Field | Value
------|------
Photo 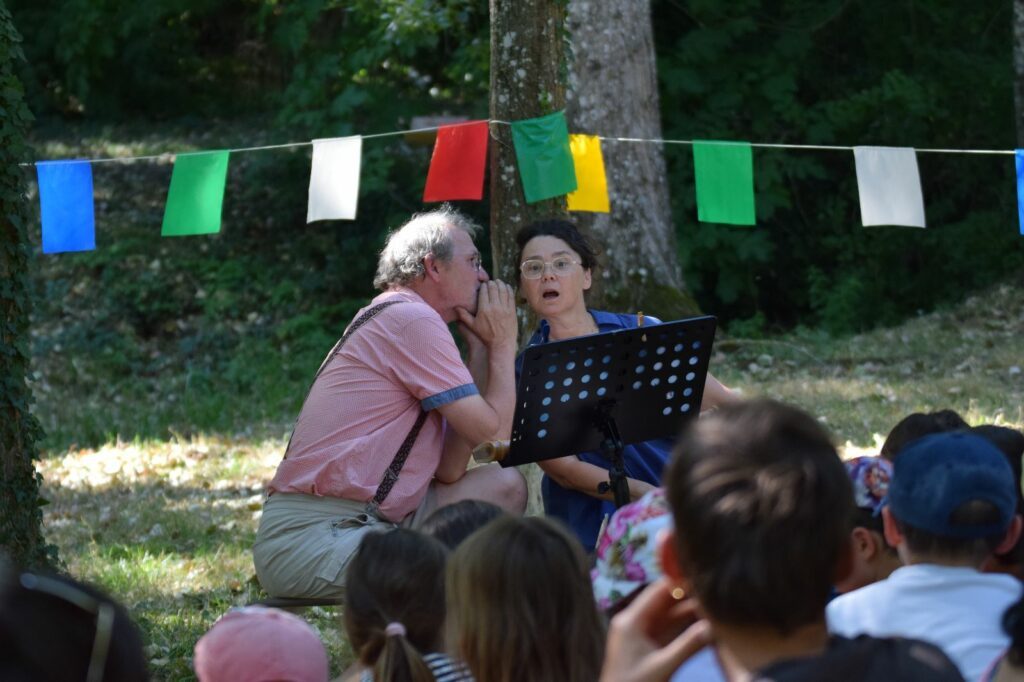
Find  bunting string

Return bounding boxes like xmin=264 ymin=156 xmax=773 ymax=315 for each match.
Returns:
xmin=19 ymin=121 xmax=1021 ymax=167
xmin=22 ymin=111 xmax=1024 ymax=253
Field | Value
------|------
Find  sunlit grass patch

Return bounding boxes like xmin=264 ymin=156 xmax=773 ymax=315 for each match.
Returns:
xmin=37 ymin=435 xmax=357 ymax=679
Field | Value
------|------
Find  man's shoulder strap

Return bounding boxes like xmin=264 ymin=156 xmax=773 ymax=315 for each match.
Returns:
xmin=284 ymin=299 xmax=404 ymax=459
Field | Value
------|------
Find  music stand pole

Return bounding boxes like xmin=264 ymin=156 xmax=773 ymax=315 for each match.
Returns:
xmin=595 ymin=402 xmax=631 ymax=508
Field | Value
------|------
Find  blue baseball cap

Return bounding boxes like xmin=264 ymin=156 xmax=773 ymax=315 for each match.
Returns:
xmin=889 ymin=432 xmax=1017 ymax=539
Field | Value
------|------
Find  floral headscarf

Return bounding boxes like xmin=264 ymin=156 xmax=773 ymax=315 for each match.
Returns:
xmin=591 ymin=488 xmax=672 ymax=612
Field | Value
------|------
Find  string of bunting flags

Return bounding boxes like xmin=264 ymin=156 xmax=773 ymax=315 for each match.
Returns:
xmin=31 ymin=110 xmax=1024 ymax=254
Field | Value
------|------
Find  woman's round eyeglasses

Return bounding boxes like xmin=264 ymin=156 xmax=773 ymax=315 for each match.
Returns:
xmin=520 ymin=257 xmax=581 ymax=279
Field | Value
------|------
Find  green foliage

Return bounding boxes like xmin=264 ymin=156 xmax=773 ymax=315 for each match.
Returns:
xmin=7 ymin=0 xmax=282 ymax=118
xmin=8 ymin=0 xmax=490 ymax=129
xmin=262 ymin=0 xmax=489 ymax=136
xmin=655 ymin=0 xmax=1024 ymax=333
xmin=0 ymin=1 xmax=57 ymax=568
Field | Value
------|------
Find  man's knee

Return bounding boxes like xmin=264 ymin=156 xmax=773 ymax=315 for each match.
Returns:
xmin=492 ymin=466 xmax=528 ymax=514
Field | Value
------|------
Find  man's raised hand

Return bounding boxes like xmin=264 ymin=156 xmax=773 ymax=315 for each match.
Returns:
xmin=456 ymin=280 xmax=517 ymax=352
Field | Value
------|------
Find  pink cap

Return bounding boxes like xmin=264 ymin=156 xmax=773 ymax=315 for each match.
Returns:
xmin=194 ymin=607 xmax=329 ymax=682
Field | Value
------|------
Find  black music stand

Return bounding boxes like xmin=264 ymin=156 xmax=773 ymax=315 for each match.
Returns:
xmin=502 ymin=315 xmax=718 ymax=508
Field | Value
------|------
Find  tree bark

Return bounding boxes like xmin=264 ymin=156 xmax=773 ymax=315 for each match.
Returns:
xmin=488 ymin=0 xmax=570 ymax=516
xmin=488 ymin=0 xmax=569 ymax=286
xmin=565 ymin=0 xmax=699 ymax=318
xmin=0 ymin=4 xmax=54 ymax=569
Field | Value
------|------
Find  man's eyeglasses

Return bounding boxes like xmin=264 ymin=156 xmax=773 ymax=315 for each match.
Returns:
xmin=520 ymin=256 xmax=581 ymax=279
xmin=19 ymin=572 xmax=115 ymax=682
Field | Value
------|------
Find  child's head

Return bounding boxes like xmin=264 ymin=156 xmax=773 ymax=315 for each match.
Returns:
xmin=972 ymin=424 xmax=1024 ymax=571
xmin=880 ymin=409 xmax=968 ymax=460
xmin=663 ymin=398 xmax=854 ymax=634
xmin=446 ymin=516 xmax=605 ymax=682
xmin=591 ymin=488 xmax=672 ymax=615
xmin=344 ymin=529 xmax=449 ymax=682
xmin=834 ymin=456 xmax=902 ymax=593
xmin=419 ymin=499 xmax=507 ymax=550
xmin=194 ymin=607 xmax=328 ymax=682
xmin=0 ymin=567 xmax=150 ymax=682
xmin=884 ymin=431 xmax=1020 ymax=567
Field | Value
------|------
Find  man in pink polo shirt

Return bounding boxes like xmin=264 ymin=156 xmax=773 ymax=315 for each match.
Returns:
xmin=254 ymin=206 xmax=526 ymax=599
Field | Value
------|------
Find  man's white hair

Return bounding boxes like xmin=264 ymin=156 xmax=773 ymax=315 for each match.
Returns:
xmin=373 ymin=205 xmax=481 ymax=291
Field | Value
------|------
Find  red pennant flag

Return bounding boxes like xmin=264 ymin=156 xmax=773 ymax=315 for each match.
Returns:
xmin=423 ymin=121 xmax=489 ymax=202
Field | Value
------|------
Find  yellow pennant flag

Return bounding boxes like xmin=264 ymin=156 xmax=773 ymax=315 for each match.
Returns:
xmin=567 ymin=134 xmax=610 ymax=213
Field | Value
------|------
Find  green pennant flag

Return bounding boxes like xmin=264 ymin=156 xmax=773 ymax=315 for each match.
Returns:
xmin=510 ymin=111 xmax=577 ymax=203
xmin=161 ymin=150 xmax=231 ymax=236
xmin=692 ymin=140 xmax=756 ymax=226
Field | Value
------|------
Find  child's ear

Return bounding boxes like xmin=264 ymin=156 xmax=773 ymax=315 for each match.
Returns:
xmin=996 ymin=514 xmax=1024 ymax=555
xmin=657 ymin=528 xmax=685 ymax=583
xmin=882 ymin=507 xmax=903 ymax=549
xmin=851 ymin=527 xmax=879 ymax=560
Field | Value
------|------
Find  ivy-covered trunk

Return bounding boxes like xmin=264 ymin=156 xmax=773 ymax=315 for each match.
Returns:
xmin=565 ymin=0 xmax=698 ymax=319
xmin=488 ymin=0 xmax=570 ymax=285
xmin=0 ymin=4 xmax=53 ymax=569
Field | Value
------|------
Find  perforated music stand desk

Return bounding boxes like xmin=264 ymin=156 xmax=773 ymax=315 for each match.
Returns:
xmin=501 ymin=315 xmax=717 ymax=507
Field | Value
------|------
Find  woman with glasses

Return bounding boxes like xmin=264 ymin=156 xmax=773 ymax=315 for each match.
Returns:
xmin=513 ymin=219 xmax=735 ymax=551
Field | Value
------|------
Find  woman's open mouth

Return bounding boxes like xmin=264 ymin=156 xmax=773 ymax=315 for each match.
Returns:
xmin=542 ymin=290 xmax=559 ymax=299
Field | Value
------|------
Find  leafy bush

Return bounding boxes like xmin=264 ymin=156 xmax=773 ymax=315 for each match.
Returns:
xmin=655 ymin=0 xmax=1023 ymax=333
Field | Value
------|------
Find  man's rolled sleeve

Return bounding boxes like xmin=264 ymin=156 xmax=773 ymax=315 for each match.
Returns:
xmin=421 ymin=383 xmax=479 ymax=411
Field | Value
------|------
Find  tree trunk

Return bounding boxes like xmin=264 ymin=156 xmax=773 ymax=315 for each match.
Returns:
xmin=488 ymin=0 xmax=569 ymax=286
xmin=0 ymin=4 xmax=54 ymax=569
xmin=488 ymin=0 xmax=570 ymax=516
xmin=1015 ymin=0 xmax=1024 ymax=146
xmin=565 ymin=0 xmax=699 ymax=319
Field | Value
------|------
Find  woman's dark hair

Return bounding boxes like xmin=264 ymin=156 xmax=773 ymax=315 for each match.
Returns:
xmin=513 ymin=219 xmax=600 ymax=274
xmin=0 ymin=566 xmax=150 ymax=681
xmin=419 ymin=499 xmax=507 ymax=550
xmin=343 ymin=529 xmax=449 ymax=682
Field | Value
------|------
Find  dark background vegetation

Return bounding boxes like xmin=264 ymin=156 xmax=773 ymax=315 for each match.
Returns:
xmin=8 ymin=0 xmax=1024 ymax=449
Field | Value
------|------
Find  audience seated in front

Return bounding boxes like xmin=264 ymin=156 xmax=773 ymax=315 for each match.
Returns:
xmin=194 ymin=605 xmax=329 ymax=682
xmin=342 ymin=528 xmax=472 ymax=682
xmin=835 ymin=456 xmax=903 ymax=594
xmin=0 ymin=563 xmax=150 ymax=681
xmin=447 ymin=515 xmax=605 ymax=682
xmin=827 ymin=431 xmax=1024 ymax=681
xmin=600 ymin=399 xmax=963 ymax=682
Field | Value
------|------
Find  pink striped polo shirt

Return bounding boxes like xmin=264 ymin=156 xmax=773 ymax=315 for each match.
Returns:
xmin=267 ymin=287 xmax=478 ymax=521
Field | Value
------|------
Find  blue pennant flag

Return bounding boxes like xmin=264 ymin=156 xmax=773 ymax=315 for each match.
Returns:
xmin=1016 ymin=151 xmax=1024 ymax=236
xmin=37 ymin=160 xmax=96 ymax=253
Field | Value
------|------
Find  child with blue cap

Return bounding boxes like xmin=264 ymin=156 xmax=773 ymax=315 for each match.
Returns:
xmin=828 ymin=432 xmax=1024 ymax=681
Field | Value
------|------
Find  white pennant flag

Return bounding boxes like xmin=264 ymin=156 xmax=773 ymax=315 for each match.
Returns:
xmin=307 ymin=136 xmax=362 ymax=222
xmin=852 ymin=146 xmax=926 ymax=228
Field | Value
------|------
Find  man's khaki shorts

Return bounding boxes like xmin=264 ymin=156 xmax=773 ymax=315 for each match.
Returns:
xmin=252 ymin=488 xmax=438 ymax=599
